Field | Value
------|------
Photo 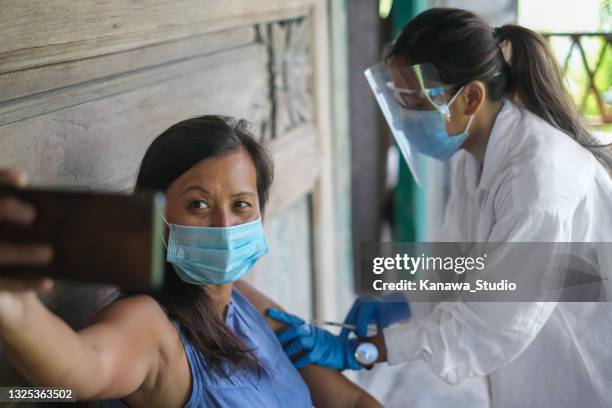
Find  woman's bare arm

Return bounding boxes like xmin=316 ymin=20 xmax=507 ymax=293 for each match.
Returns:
xmin=0 ymin=292 xmax=167 ymax=400
xmin=235 ymin=280 xmax=383 ymax=408
xmin=0 ymin=168 xmax=176 ymax=402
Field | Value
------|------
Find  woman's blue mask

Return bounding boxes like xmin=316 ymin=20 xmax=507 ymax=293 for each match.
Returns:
xmin=393 ymin=86 xmax=474 ymax=161
xmin=163 ymin=218 xmax=268 ymax=285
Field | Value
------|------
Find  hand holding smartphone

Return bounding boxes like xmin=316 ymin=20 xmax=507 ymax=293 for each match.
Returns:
xmin=0 ymin=183 xmax=165 ymax=290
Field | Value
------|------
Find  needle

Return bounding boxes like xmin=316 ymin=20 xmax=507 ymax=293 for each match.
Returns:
xmin=309 ymin=319 xmax=357 ymax=330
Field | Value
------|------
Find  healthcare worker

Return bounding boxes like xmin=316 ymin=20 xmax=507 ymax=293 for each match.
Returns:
xmin=268 ymin=7 xmax=612 ymax=408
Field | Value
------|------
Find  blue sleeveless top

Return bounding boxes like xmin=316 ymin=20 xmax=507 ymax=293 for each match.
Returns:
xmin=179 ymin=289 xmax=312 ymax=407
xmin=103 ymin=289 xmax=312 ymax=407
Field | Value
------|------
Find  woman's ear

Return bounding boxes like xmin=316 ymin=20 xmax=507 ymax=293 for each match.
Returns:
xmin=463 ymin=81 xmax=486 ymax=116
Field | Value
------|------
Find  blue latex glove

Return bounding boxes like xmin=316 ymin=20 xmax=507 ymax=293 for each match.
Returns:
xmin=267 ymin=308 xmax=362 ymax=371
xmin=340 ymin=292 xmax=411 ymax=340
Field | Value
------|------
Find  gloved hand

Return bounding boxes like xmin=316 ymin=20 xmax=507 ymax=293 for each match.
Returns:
xmin=340 ymin=292 xmax=411 ymax=340
xmin=267 ymin=308 xmax=362 ymax=371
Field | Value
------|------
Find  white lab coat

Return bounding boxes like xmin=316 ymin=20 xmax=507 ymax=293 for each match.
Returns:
xmin=383 ymin=100 xmax=612 ymax=407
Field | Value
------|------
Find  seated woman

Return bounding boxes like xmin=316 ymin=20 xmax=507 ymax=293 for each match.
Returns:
xmin=0 ymin=115 xmax=380 ymax=407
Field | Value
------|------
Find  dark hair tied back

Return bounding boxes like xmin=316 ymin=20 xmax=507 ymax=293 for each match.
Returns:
xmin=493 ymin=27 xmax=506 ymax=44
xmin=387 ymin=7 xmax=612 ymax=176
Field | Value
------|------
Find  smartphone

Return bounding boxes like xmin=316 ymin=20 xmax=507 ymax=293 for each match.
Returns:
xmin=0 ymin=186 xmax=165 ymax=290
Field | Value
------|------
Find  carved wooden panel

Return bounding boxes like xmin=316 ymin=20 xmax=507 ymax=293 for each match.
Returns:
xmin=265 ymin=18 xmax=314 ymax=139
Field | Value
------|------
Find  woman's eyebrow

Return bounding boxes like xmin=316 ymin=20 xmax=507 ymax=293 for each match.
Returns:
xmin=182 ymin=185 xmax=256 ymax=196
xmin=183 ymin=185 xmax=210 ymax=194
xmin=232 ymin=190 xmax=256 ymax=197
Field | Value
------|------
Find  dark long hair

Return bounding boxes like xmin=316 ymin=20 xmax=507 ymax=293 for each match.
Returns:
xmin=387 ymin=7 xmax=612 ymax=175
xmin=135 ymin=115 xmax=274 ymax=376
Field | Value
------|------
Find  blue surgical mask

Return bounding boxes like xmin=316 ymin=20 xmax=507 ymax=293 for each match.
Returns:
xmin=163 ymin=218 xmax=268 ymax=285
xmin=394 ymin=87 xmax=474 ymax=161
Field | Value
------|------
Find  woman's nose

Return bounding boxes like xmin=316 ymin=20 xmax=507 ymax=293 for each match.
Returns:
xmin=208 ymin=208 xmax=233 ymax=228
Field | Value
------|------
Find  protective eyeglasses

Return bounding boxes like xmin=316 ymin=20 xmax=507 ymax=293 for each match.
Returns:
xmin=386 ymin=62 xmax=463 ymax=120
xmin=387 ymin=82 xmax=463 ymax=114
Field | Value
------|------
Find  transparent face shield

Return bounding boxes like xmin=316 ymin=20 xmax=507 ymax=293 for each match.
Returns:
xmin=364 ymin=62 xmax=464 ymax=186
xmin=387 ymin=62 xmax=461 ymax=118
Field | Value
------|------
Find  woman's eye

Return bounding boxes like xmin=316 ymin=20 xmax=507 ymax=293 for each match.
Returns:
xmin=189 ymin=200 xmax=210 ymax=210
xmin=235 ymin=201 xmax=252 ymax=209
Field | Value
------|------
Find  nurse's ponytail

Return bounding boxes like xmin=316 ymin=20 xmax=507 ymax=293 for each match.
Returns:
xmin=497 ymin=25 xmax=612 ymax=173
xmin=388 ymin=8 xmax=612 ymax=176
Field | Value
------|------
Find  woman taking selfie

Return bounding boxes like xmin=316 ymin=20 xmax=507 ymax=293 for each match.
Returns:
xmin=0 ymin=116 xmax=381 ymax=408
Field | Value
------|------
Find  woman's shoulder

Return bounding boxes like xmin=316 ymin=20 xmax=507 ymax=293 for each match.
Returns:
xmin=230 ymin=288 xmax=265 ymax=321
xmin=229 ymin=288 xmax=279 ymax=341
xmin=95 ymin=294 xmax=178 ymax=344
xmin=99 ymin=294 xmax=167 ymax=320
